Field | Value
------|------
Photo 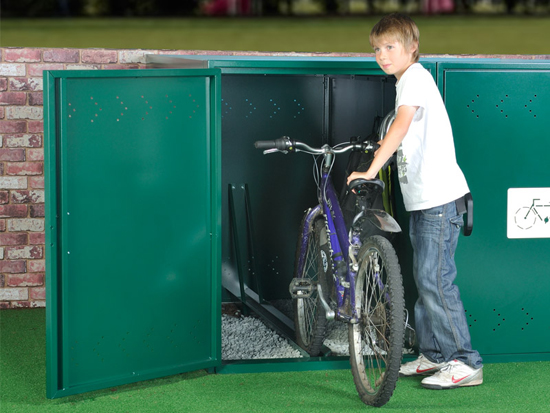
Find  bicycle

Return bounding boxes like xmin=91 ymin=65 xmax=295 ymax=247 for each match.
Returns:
xmin=254 ymin=133 xmax=405 ymax=407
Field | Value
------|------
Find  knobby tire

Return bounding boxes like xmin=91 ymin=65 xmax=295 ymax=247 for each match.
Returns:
xmin=348 ymin=235 xmax=405 ymax=407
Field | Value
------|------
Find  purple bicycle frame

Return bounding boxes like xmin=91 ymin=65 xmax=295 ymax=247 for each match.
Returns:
xmin=296 ymin=170 xmax=359 ymax=321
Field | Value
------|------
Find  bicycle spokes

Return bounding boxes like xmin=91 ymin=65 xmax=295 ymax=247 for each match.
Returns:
xmin=362 ymin=251 xmax=391 ymax=355
xmin=301 ymin=239 xmax=320 ymax=346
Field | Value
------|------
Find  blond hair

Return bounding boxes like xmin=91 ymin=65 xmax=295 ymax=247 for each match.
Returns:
xmin=370 ymin=13 xmax=420 ymax=63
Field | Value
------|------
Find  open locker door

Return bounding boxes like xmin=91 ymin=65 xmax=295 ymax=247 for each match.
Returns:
xmin=44 ymin=68 xmax=222 ymax=398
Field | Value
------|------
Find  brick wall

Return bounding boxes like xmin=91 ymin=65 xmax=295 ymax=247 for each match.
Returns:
xmin=0 ymin=47 xmax=547 ymax=309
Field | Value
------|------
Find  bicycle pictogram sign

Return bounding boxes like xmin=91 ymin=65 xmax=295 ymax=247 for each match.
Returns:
xmin=508 ymin=188 xmax=550 ymax=239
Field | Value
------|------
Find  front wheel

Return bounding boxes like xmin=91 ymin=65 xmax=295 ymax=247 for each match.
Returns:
xmin=348 ymin=235 xmax=404 ymax=407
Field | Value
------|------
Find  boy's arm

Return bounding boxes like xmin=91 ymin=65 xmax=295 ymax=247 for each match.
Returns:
xmin=347 ymin=105 xmax=418 ymax=184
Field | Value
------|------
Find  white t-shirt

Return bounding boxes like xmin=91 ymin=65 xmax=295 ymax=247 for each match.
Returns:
xmin=395 ymin=63 xmax=469 ymax=211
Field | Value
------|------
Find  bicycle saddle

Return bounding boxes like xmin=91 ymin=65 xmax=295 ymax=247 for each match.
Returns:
xmin=349 ymin=178 xmax=385 ymax=196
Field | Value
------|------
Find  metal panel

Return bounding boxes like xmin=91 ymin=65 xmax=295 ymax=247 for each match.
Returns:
xmin=220 ymin=74 xmax=325 ymax=301
xmin=44 ymin=69 xmax=222 ymax=398
xmin=441 ymin=62 xmax=550 ymax=358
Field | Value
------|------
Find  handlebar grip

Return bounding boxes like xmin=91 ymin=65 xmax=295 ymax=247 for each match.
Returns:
xmin=254 ymin=140 xmax=277 ymax=149
xmin=254 ymin=136 xmax=294 ymax=151
xmin=368 ymin=141 xmax=380 ymax=151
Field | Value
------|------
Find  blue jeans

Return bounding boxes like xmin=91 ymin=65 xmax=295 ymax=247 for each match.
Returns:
xmin=409 ymin=200 xmax=483 ymax=369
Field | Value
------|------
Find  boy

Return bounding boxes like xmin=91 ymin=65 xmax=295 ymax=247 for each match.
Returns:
xmin=347 ymin=13 xmax=483 ymax=389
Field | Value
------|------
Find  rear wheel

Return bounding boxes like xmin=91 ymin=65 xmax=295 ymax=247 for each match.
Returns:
xmin=348 ymin=235 xmax=404 ymax=407
xmin=293 ymin=213 xmax=332 ymax=356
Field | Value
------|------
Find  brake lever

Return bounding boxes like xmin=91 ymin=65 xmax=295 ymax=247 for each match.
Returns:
xmin=263 ymin=149 xmax=287 ymax=155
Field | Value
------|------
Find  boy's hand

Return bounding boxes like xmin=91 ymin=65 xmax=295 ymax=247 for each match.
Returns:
xmin=347 ymin=171 xmax=377 ymax=186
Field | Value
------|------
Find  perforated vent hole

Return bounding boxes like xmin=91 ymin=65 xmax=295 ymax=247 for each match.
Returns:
xmin=465 ymin=309 xmax=478 ymax=328
xmin=490 ymin=308 xmax=508 ymax=332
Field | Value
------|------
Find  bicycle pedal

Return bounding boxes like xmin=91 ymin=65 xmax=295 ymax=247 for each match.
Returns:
xmin=289 ymin=278 xmax=315 ymax=299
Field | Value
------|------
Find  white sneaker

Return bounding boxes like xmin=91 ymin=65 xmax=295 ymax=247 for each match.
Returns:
xmin=399 ymin=354 xmax=447 ymax=377
xmin=421 ymin=359 xmax=483 ymax=389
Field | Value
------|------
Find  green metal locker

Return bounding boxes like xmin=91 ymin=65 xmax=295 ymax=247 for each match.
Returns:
xmin=45 ymin=56 xmax=550 ymax=398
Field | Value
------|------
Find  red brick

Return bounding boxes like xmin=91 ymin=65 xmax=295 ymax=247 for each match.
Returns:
xmin=8 ymin=219 xmax=44 ymax=232
xmin=12 ymin=300 xmax=45 ymax=308
xmin=0 ymin=177 xmax=28 ymax=189
xmin=0 ymin=64 xmax=26 ymax=77
xmin=0 ymin=78 xmax=7 ymax=91
xmin=0 ymin=107 xmax=4 ymax=119
xmin=11 ymin=190 xmax=44 ymax=204
xmin=6 ymin=106 xmax=43 ymax=120
xmin=82 ymin=49 xmax=117 ymax=64
xmin=12 ymin=301 xmax=31 ymax=308
xmin=0 ymin=149 xmax=26 ymax=161
xmin=7 ymin=273 xmax=44 ymax=287
xmin=5 ymin=49 xmax=41 ymax=63
xmin=27 ymin=149 xmax=44 ymax=161
xmin=29 ymin=92 xmax=43 ymax=106
xmin=5 ymin=135 xmax=42 ymax=148
xmin=0 ymin=287 xmax=28 ymax=300
xmin=6 ymin=162 xmax=43 ymax=176
xmin=43 ymin=49 xmax=79 ymax=63
xmin=29 ymin=232 xmax=45 ymax=244
xmin=0 ymin=274 xmax=4 ymax=287
xmin=29 ymin=177 xmax=44 ymax=189
xmin=9 ymin=77 xmax=43 ymax=91
xmin=118 ymin=50 xmax=148 ymax=64
xmin=30 ymin=287 xmax=45 ymax=300
xmin=27 ymin=121 xmax=43 ymax=133
xmin=66 ymin=64 xmax=100 ymax=70
xmin=0 ymin=220 xmax=5 ymax=232
xmin=0 ymin=302 xmax=10 ymax=309
xmin=0 ymin=121 xmax=26 ymax=134
xmin=28 ymin=260 xmax=45 ymax=272
xmin=0 ymin=233 xmax=28 ymax=245
xmin=30 ymin=205 xmax=45 ymax=218
xmin=0 ymin=260 xmax=26 ymax=273
xmin=0 ymin=205 xmax=28 ymax=218
xmin=28 ymin=64 xmax=64 ymax=77
xmin=0 ymin=92 xmax=26 ymax=106
xmin=6 ymin=246 xmax=43 ymax=259
xmin=0 ymin=192 xmax=8 ymax=204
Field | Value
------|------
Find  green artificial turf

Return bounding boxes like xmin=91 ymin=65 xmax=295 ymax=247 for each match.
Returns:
xmin=1 ymin=16 xmax=549 ymax=55
xmin=1 ymin=308 xmax=550 ymax=412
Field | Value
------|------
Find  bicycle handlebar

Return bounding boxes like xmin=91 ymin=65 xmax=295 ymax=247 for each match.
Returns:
xmin=254 ymin=136 xmax=379 ymax=155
